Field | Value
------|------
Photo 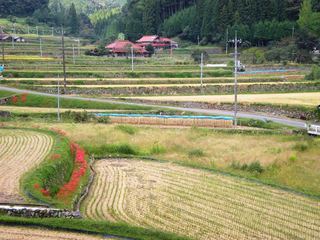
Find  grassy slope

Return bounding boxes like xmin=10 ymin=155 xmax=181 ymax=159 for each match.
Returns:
xmin=0 ymin=216 xmax=189 ymax=240
xmin=0 ymin=90 xmax=151 ymax=111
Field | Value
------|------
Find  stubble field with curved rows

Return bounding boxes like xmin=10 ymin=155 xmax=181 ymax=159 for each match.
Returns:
xmin=83 ymin=159 xmax=320 ymax=240
xmin=0 ymin=129 xmax=53 ymax=203
xmin=0 ymin=225 xmax=106 ymax=240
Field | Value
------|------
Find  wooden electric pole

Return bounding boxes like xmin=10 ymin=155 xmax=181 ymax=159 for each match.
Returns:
xmin=61 ymin=26 xmax=67 ymax=93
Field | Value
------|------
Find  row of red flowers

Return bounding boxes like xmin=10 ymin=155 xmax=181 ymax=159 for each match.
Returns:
xmin=10 ymin=93 xmax=28 ymax=104
xmin=34 ymin=142 xmax=87 ymax=200
xmin=57 ymin=142 xmax=87 ymax=200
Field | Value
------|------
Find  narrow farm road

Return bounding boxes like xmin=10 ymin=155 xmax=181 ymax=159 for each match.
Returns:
xmin=0 ymin=86 xmax=307 ymax=128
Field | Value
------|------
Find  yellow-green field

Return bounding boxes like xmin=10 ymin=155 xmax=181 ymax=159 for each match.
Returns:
xmin=83 ymin=158 xmax=320 ymax=240
xmin=131 ymin=92 xmax=320 ymax=107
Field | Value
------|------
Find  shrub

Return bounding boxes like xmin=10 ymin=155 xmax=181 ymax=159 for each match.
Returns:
xmin=191 ymin=50 xmax=209 ymax=64
xmin=247 ymin=161 xmax=264 ymax=174
xmin=116 ymin=125 xmax=137 ymax=135
xmin=293 ymin=142 xmax=309 ymax=152
xmin=150 ymin=144 xmax=166 ymax=155
xmin=188 ymin=149 xmax=205 ymax=158
xmin=305 ymin=65 xmax=320 ymax=80
xmin=231 ymin=161 xmax=264 ymax=174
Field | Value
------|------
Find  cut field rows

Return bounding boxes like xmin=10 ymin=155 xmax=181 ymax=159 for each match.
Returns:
xmin=83 ymin=159 xmax=320 ymax=240
xmin=0 ymin=225 xmax=105 ymax=240
xmin=0 ymin=129 xmax=53 ymax=203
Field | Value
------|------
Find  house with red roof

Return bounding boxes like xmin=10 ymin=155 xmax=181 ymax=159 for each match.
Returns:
xmin=106 ymin=40 xmax=148 ymax=57
xmin=136 ymin=35 xmax=178 ymax=49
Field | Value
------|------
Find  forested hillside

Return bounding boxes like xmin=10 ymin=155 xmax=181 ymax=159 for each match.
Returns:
xmin=0 ymin=0 xmax=49 ymax=17
xmin=116 ymin=0 xmax=319 ymax=43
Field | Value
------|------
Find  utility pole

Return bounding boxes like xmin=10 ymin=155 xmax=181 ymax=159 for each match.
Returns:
xmin=131 ymin=46 xmax=134 ymax=72
xmin=11 ymin=34 xmax=14 ymax=49
xmin=13 ymin=23 xmax=16 ymax=34
xmin=52 ymin=27 xmax=54 ymax=36
xmin=1 ymin=27 xmax=5 ymax=65
xmin=234 ymin=31 xmax=239 ymax=127
xmin=57 ymin=74 xmax=61 ymax=121
xmin=77 ymin=39 xmax=80 ymax=56
xmin=198 ymin=35 xmax=200 ymax=46
xmin=27 ymin=26 xmax=30 ymax=35
xmin=61 ymin=26 xmax=67 ymax=93
xmin=200 ymin=52 xmax=204 ymax=88
xmin=226 ymin=28 xmax=229 ymax=55
xmin=292 ymin=26 xmax=295 ymax=39
xmin=39 ymin=38 xmax=43 ymax=57
xmin=72 ymin=44 xmax=75 ymax=64
xmin=36 ymin=26 xmax=39 ymax=36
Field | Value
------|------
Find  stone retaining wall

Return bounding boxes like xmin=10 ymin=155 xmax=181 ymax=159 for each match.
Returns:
xmin=0 ymin=205 xmax=81 ymax=219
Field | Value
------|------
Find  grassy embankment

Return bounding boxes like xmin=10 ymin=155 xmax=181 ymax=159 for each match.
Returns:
xmin=0 ymin=90 xmax=151 ymax=111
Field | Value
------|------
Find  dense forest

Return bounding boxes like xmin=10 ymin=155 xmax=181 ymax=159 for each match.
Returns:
xmin=0 ymin=0 xmax=49 ymax=17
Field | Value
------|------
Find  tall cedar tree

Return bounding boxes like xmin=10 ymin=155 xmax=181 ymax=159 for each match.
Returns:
xmin=68 ymin=3 xmax=80 ymax=35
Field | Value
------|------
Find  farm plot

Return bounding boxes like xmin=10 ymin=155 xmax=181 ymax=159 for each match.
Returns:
xmin=0 ymin=225 xmax=105 ymax=240
xmin=83 ymin=159 xmax=320 ymax=240
xmin=0 ymin=129 xmax=53 ymax=203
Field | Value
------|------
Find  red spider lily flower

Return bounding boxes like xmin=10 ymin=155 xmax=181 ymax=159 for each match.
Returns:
xmin=20 ymin=93 xmax=28 ymax=103
xmin=11 ymin=96 xmax=18 ymax=104
xmin=34 ymin=183 xmax=41 ymax=189
xmin=41 ymin=188 xmax=50 ymax=197
xmin=57 ymin=143 xmax=87 ymax=200
xmin=51 ymin=154 xmax=61 ymax=160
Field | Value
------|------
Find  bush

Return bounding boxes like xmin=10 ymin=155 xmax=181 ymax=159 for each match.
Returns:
xmin=191 ymin=50 xmax=209 ymax=64
xmin=188 ymin=149 xmax=205 ymax=158
xmin=305 ymin=65 xmax=320 ymax=80
xmin=150 ymin=144 xmax=166 ymax=155
xmin=63 ymin=111 xmax=91 ymax=123
xmin=293 ymin=142 xmax=309 ymax=152
xmin=116 ymin=125 xmax=137 ymax=135
xmin=231 ymin=161 xmax=264 ymax=174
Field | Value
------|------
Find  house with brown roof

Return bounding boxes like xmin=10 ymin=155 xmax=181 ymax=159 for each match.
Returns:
xmin=106 ymin=40 xmax=148 ymax=57
xmin=136 ymin=35 xmax=178 ymax=49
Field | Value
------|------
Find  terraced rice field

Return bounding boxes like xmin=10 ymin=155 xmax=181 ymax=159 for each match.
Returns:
xmin=0 ymin=129 xmax=53 ymax=202
xmin=0 ymin=225 xmax=106 ymax=240
xmin=83 ymin=159 xmax=320 ymax=240
xmin=133 ymin=92 xmax=320 ymax=107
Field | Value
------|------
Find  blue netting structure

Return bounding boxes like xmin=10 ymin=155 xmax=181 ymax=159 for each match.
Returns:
xmin=95 ymin=113 xmax=233 ymax=121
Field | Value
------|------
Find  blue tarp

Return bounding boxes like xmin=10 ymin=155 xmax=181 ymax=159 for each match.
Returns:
xmin=0 ymin=65 xmax=4 ymax=72
xmin=95 ymin=113 xmax=233 ymax=121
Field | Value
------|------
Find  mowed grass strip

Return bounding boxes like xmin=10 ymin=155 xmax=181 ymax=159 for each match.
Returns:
xmin=0 ymin=129 xmax=53 ymax=203
xmin=132 ymin=92 xmax=320 ymax=107
xmin=83 ymin=159 xmax=320 ymax=240
xmin=0 ymin=90 xmax=151 ymax=111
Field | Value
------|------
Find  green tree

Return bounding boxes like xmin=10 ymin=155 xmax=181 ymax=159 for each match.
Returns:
xmin=68 ymin=3 xmax=80 ymax=35
xmin=298 ymin=0 xmax=320 ymax=37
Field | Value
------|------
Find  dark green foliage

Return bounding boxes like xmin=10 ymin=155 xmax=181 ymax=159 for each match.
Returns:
xmin=115 ymin=125 xmax=138 ymax=135
xmin=231 ymin=161 xmax=264 ymax=174
xmin=191 ymin=50 xmax=209 ymax=64
xmin=188 ymin=149 xmax=205 ymax=158
xmin=145 ymin=44 xmax=155 ymax=55
xmin=0 ymin=0 xmax=49 ymax=17
xmin=306 ymin=65 xmax=320 ymax=80
xmin=68 ymin=3 xmax=80 ymax=35
xmin=86 ymin=143 xmax=140 ymax=157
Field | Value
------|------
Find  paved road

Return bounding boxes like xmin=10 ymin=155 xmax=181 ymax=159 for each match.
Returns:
xmin=0 ymin=86 xmax=307 ymax=129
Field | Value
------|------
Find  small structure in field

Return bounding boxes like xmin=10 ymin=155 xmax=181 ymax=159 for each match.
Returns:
xmin=136 ymin=35 xmax=178 ymax=49
xmin=105 ymin=40 xmax=148 ymax=57
xmin=0 ymin=33 xmax=25 ymax=42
